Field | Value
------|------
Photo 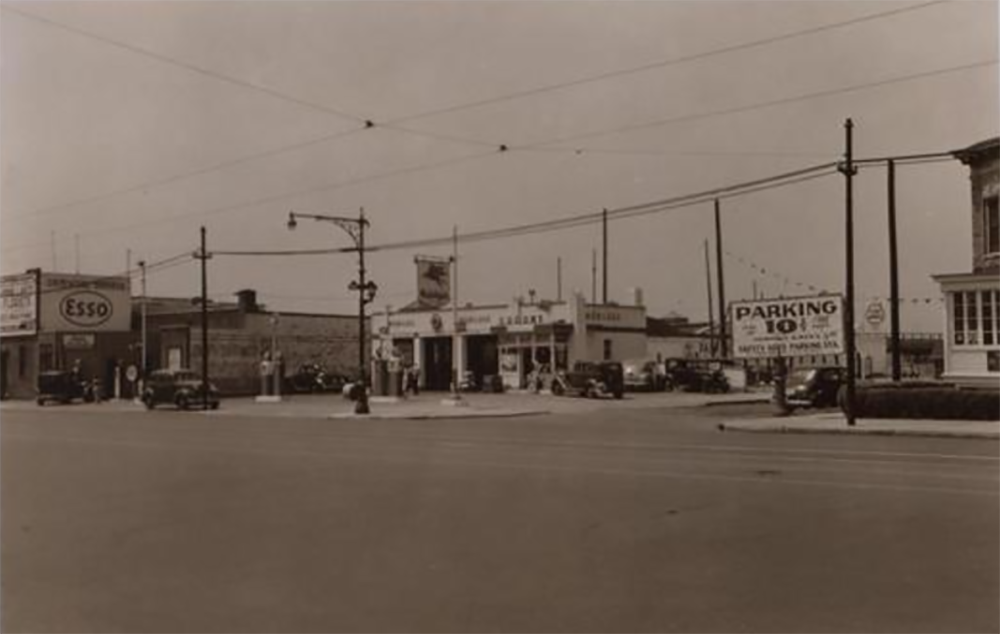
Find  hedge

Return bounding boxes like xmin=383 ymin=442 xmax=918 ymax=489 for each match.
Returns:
xmin=844 ymin=384 xmax=1000 ymax=421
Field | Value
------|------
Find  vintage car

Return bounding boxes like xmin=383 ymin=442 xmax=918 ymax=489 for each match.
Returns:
xmin=284 ymin=364 xmax=345 ymax=394
xmin=36 ymin=370 xmax=96 ymax=405
xmin=142 ymin=369 xmax=220 ymax=410
xmin=664 ymin=358 xmax=730 ymax=393
xmin=622 ymin=358 xmax=666 ymax=391
xmin=786 ymin=366 xmax=844 ymax=409
xmin=553 ymin=361 xmax=624 ymax=399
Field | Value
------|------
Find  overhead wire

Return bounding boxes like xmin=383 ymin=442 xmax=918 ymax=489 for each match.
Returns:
xmin=1 ymin=0 xmax=954 ymax=222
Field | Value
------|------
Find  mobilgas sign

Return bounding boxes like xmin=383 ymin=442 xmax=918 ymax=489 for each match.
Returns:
xmin=731 ymin=295 xmax=844 ymax=359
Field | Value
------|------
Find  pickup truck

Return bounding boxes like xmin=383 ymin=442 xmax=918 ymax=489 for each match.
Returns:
xmin=552 ymin=361 xmax=624 ymax=399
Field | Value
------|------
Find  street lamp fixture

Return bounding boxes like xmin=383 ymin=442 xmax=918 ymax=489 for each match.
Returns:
xmin=287 ymin=208 xmax=374 ymax=415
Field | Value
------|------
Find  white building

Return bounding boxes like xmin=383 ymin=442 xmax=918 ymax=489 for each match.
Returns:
xmin=932 ymin=137 xmax=1000 ymax=388
xmin=374 ymin=292 xmax=646 ymax=390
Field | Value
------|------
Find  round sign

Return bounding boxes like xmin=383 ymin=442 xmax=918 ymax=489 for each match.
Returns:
xmin=60 ymin=290 xmax=114 ymax=327
xmin=125 ymin=365 xmax=139 ymax=382
xmin=865 ymin=301 xmax=886 ymax=326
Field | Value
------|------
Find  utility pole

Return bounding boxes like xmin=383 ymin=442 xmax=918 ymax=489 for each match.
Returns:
xmin=50 ymin=231 xmax=57 ymax=271
xmin=704 ymin=239 xmax=715 ymax=357
xmin=199 ymin=227 xmax=210 ymax=411
xmin=450 ymin=225 xmax=463 ymax=402
xmin=139 ymin=259 xmax=148 ymax=381
xmin=887 ymin=159 xmax=902 ymax=381
xmin=714 ymin=199 xmax=727 ymax=359
xmin=839 ymin=119 xmax=858 ymax=426
xmin=74 ymin=233 xmax=80 ymax=274
xmin=602 ymin=208 xmax=609 ymax=304
xmin=591 ymin=249 xmax=597 ymax=304
xmin=556 ymin=257 xmax=562 ymax=302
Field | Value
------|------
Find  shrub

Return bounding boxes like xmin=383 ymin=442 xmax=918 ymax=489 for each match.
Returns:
xmin=843 ymin=384 xmax=1000 ymax=420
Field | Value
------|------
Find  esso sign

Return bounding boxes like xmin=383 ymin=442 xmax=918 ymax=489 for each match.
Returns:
xmin=60 ymin=291 xmax=114 ymax=327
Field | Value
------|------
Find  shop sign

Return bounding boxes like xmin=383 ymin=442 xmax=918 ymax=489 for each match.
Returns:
xmin=416 ymin=258 xmax=450 ymax=308
xmin=864 ymin=300 xmax=886 ymax=328
xmin=39 ymin=273 xmax=130 ymax=333
xmin=584 ymin=306 xmax=645 ymax=329
xmin=1 ymin=273 xmax=37 ymax=337
xmin=62 ymin=333 xmax=95 ymax=349
xmin=731 ymin=295 xmax=844 ymax=359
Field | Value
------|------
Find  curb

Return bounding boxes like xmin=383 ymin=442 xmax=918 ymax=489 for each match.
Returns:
xmin=717 ymin=422 xmax=1000 ymax=440
xmin=328 ymin=409 xmax=550 ymax=421
xmin=701 ymin=397 xmax=771 ymax=408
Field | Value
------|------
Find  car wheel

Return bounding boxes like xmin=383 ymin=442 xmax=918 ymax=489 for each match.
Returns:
xmin=551 ymin=381 xmax=564 ymax=396
xmin=143 ymin=396 xmax=155 ymax=410
xmin=36 ymin=397 xmax=45 ymax=406
xmin=176 ymin=394 xmax=189 ymax=410
xmin=210 ymin=402 xmax=220 ymax=410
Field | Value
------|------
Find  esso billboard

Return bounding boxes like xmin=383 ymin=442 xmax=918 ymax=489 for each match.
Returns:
xmin=60 ymin=291 xmax=115 ymax=327
xmin=39 ymin=273 xmax=131 ymax=332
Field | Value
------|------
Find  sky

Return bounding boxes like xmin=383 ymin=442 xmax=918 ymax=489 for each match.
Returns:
xmin=1 ymin=0 xmax=997 ymax=333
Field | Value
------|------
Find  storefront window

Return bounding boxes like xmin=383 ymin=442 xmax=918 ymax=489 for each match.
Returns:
xmin=952 ymin=290 xmax=1000 ymax=348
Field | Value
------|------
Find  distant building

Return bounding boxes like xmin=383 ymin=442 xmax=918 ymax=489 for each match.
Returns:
xmin=1 ymin=270 xmax=133 ymax=398
xmin=140 ymin=289 xmax=363 ymax=395
xmin=932 ymin=137 xmax=1000 ymax=388
xmin=374 ymin=292 xmax=646 ymax=391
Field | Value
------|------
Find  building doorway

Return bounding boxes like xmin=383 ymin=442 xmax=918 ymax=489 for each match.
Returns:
xmin=465 ymin=335 xmax=498 ymax=386
xmin=422 ymin=337 xmax=453 ymax=391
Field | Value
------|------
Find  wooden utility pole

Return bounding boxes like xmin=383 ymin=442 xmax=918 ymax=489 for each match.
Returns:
xmin=602 ymin=208 xmax=609 ymax=304
xmin=704 ymin=239 xmax=715 ymax=357
xmin=714 ymin=199 xmax=727 ymax=359
xmin=887 ymin=159 xmax=902 ymax=381
xmin=199 ymin=227 xmax=210 ymax=411
xmin=840 ymin=119 xmax=858 ymax=426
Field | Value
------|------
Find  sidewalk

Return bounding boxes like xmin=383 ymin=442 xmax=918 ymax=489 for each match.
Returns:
xmin=719 ymin=411 xmax=1000 ymax=440
xmin=1 ymin=390 xmax=769 ymax=420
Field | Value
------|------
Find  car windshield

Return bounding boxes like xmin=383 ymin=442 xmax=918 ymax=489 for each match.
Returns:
xmin=789 ymin=368 xmax=817 ymax=385
xmin=174 ymin=372 xmax=201 ymax=382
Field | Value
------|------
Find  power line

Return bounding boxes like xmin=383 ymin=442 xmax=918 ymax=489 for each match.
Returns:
xmin=212 ymin=162 xmax=837 ymax=257
xmin=1 ymin=0 xmax=952 ymax=222
xmin=389 ymin=0 xmax=949 ymax=125
xmin=0 ymin=4 xmax=366 ymax=124
xmin=516 ymin=59 xmax=998 ymax=149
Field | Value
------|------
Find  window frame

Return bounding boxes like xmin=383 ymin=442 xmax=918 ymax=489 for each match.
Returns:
xmin=984 ymin=195 xmax=999 ymax=256
xmin=951 ymin=288 xmax=1000 ymax=349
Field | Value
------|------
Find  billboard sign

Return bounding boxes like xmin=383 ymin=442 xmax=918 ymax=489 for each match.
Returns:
xmin=416 ymin=257 xmax=450 ymax=308
xmin=39 ymin=273 xmax=131 ymax=333
xmin=1 ymin=273 xmax=38 ymax=337
xmin=731 ymin=295 xmax=844 ymax=359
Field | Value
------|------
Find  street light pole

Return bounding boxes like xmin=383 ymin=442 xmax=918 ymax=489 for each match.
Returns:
xmin=839 ymin=119 xmax=858 ymax=426
xmin=287 ymin=208 xmax=375 ymax=415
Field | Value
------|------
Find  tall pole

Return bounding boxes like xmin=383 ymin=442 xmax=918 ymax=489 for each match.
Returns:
xmin=602 ymin=208 xmax=609 ymax=304
xmin=556 ymin=257 xmax=562 ymax=302
xmin=74 ymin=233 xmax=80 ymax=274
xmin=50 ymin=231 xmax=57 ymax=272
xmin=714 ymin=199 xmax=727 ymax=359
xmin=356 ymin=208 xmax=370 ymax=414
xmin=704 ymin=239 xmax=715 ymax=357
xmin=451 ymin=225 xmax=461 ymax=401
xmin=841 ymin=119 xmax=858 ymax=426
xmin=887 ymin=159 xmax=902 ymax=381
xmin=199 ymin=226 xmax=209 ymax=411
xmin=139 ymin=260 xmax=147 ymax=376
xmin=591 ymin=249 xmax=597 ymax=304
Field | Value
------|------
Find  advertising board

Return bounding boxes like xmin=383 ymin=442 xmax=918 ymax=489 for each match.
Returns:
xmin=1 ymin=273 xmax=38 ymax=337
xmin=416 ymin=258 xmax=450 ymax=308
xmin=38 ymin=273 xmax=131 ymax=333
xmin=731 ymin=295 xmax=844 ymax=359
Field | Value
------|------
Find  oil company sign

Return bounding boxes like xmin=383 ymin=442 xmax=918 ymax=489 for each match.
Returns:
xmin=731 ymin=295 xmax=844 ymax=359
xmin=39 ymin=273 xmax=131 ymax=333
xmin=1 ymin=273 xmax=38 ymax=337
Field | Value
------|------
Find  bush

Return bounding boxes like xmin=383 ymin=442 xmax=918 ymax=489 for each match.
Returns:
xmin=843 ymin=384 xmax=1000 ymax=420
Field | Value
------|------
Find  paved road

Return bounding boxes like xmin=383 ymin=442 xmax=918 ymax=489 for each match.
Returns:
xmin=2 ymin=404 xmax=997 ymax=633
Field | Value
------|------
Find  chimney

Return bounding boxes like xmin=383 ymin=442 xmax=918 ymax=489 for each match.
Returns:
xmin=235 ymin=289 xmax=258 ymax=312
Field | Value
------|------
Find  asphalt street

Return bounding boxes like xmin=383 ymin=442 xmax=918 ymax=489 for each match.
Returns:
xmin=2 ymin=402 xmax=997 ymax=633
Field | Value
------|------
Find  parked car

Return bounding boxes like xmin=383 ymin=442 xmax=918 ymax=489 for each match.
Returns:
xmin=553 ymin=361 xmax=624 ymax=399
xmin=786 ymin=366 xmax=844 ymax=408
xmin=622 ymin=358 xmax=666 ymax=391
xmin=142 ymin=369 xmax=220 ymax=410
xmin=285 ymin=363 xmax=344 ymax=394
xmin=664 ymin=359 xmax=731 ymax=393
xmin=36 ymin=370 xmax=96 ymax=405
